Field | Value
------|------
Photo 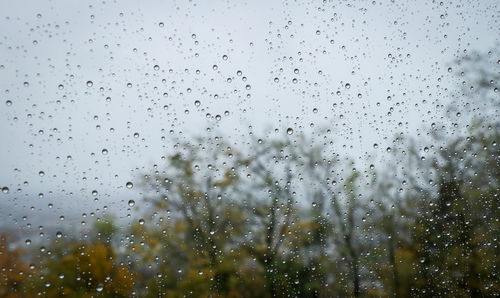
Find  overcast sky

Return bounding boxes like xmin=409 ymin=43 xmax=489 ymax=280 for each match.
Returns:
xmin=0 ymin=0 xmax=498 ymax=231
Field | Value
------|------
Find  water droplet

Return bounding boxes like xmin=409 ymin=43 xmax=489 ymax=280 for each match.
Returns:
xmin=86 ymin=81 xmax=93 ymax=87
xmin=153 ymin=65 xmax=160 ymax=71
xmin=126 ymin=182 xmax=133 ymax=189
xmin=96 ymin=284 xmax=104 ymax=292
xmin=128 ymin=200 xmax=135 ymax=207
xmin=287 ymin=128 xmax=294 ymax=135
xmin=39 ymin=171 xmax=45 ymax=177
xmin=1 ymin=187 xmax=9 ymax=193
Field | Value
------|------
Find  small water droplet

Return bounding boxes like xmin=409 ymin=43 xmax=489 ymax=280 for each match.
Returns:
xmin=96 ymin=284 xmax=104 ymax=292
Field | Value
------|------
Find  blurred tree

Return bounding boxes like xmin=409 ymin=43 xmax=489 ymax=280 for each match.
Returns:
xmin=0 ymin=234 xmax=29 ymax=298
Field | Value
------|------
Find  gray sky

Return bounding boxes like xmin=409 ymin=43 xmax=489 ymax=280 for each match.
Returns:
xmin=0 ymin=0 xmax=498 ymax=232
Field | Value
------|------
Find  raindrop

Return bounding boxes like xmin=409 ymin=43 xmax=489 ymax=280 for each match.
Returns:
xmin=128 ymin=200 xmax=135 ymax=207
xmin=287 ymin=128 xmax=294 ymax=135
xmin=126 ymin=182 xmax=134 ymax=189
xmin=86 ymin=81 xmax=93 ymax=87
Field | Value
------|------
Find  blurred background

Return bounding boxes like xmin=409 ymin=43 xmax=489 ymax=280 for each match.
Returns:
xmin=0 ymin=0 xmax=498 ymax=296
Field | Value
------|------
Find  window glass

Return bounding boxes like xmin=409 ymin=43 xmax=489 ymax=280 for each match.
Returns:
xmin=0 ymin=0 xmax=498 ymax=296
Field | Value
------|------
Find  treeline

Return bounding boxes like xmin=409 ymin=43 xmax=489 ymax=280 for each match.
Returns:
xmin=1 ymin=118 xmax=498 ymax=297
